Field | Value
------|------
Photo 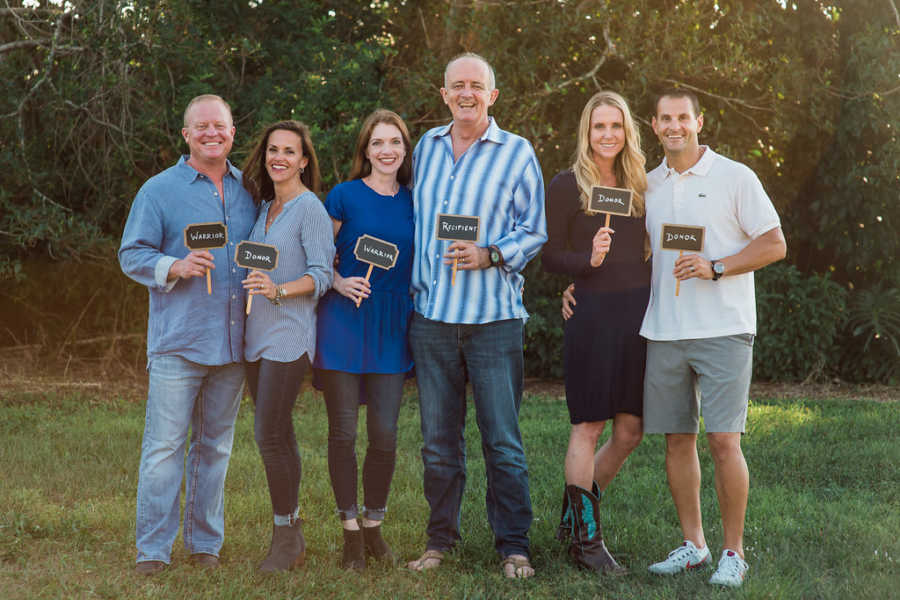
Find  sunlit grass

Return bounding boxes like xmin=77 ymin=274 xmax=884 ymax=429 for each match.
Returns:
xmin=0 ymin=388 xmax=898 ymax=599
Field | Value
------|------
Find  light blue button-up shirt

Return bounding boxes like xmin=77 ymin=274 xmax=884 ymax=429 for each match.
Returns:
xmin=411 ymin=117 xmax=547 ymax=324
xmin=243 ymin=191 xmax=334 ymax=363
xmin=119 ymin=156 xmax=258 ymax=367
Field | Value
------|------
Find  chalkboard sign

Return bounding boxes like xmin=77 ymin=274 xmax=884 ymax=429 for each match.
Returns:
xmin=354 ymin=235 xmax=399 ymax=270
xmin=589 ymin=186 xmax=633 ymax=216
xmin=660 ymin=223 xmax=705 ymax=252
xmin=436 ymin=213 xmax=480 ymax=242
xmin=184 ymin=222 xmax=227 ymax=250
xmin=235 ymin=241 xmax=279 ymax=271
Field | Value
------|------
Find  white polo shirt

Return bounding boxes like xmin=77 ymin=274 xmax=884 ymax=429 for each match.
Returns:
xmin=640 ymin=147 xmax=780 ymax=341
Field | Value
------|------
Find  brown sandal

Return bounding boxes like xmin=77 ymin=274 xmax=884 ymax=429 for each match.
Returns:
xmin=406 ymin=549 xmax=444 ymax=571
xmin=502 ymin=554 xmax=535 ymax=579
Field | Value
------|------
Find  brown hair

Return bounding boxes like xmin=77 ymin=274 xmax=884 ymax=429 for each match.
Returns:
xmin=654 ymin=87 xmax=701 ymax=118
xmin=242 ymin=120 xmax=321 ymax=205
xmin=348 ymin=109 xmax=413 ymax=186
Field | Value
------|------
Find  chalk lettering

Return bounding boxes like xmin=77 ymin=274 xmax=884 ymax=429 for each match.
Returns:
xmin=665 ymin=232 xmax=698 ymax=242
xmin=441 ymin=222 xmax=478 ymax=233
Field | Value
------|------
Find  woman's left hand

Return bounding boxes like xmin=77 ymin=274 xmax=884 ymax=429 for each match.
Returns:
xmin=242 ymin=270 xmax=277 ymax=300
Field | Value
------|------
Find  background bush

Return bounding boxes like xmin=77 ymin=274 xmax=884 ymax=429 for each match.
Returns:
xmin=1 ymin=0 xmax=897 ymax=382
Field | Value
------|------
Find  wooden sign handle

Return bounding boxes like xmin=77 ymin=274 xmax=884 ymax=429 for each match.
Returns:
xmin=246 ymin=293 xmax=253 ymax=315
xmin=206 ymin=268 xmax=212 ymax=295
xmin=451 ymin=257 xmax=459 ymax=286
xmin=604 ymin=213 xmax=610 ymax=228
xmin=675 ymin=250 xmax=683 ymax=297
xmin=355 ymin=264 xmax=374 ymax=308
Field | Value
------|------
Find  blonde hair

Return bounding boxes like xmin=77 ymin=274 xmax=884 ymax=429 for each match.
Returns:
xmin=183 ymin=94 xmax=232 ymax=128
xmin=571 ymin=91 xmax=646 ymax=217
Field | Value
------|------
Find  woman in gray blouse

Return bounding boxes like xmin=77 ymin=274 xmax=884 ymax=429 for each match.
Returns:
xmin=240 ymin=120 xmax=334 ymax=572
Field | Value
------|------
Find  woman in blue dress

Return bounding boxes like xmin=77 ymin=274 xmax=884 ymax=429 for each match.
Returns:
xmin=313 ymin=109 xmax=414 ymax=570
xmin=241 ymin=120 xmax=334 ymax=571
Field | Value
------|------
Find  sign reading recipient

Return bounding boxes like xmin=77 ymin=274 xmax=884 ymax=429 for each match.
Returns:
xmin=352 ymin=234 xmax=399 ymax=308
xmin=234 ymin=240 xmax=279 ymax=314
xmin=435 ymin=213 xmax=480 ymax=285
xmin=660 ymin=223 xmax=705 ymax=297
xmin=184 ymin=222 xmax=227 ymax=294
xmin=589 ymin=186 xmax=633 ymax=228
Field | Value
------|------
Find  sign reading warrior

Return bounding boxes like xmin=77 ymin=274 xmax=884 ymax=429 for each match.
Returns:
xmin=352 ymin=234 xmax=400 ymax=307
xmin=660 ymin=223 xmax=705 ymax=297
xmin=435 ymin=213 xmax=480 ymax=285
xmin=234 ymin=240 xmax=279 ymax=314
xmin=183 ymin=222 xmax=227 ymax=294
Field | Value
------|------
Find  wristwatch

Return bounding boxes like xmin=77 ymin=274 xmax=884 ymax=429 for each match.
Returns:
xmin=488 ymin=245 xmax=504 ymax=268
xmin=711 ymin=260 xmax=725 ymax=281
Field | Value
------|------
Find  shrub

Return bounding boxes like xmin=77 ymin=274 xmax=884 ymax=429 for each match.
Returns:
xmin=836 ymin=281 xmax=900 ymax=384
xmin=754 ymin=263 xmax=848 ymax=382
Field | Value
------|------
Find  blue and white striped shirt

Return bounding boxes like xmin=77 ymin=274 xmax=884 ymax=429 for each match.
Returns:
xmin=411 ymin=117 xmax=547 ymax=324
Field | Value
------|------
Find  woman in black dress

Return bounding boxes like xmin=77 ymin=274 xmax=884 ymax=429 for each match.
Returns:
xmin=542 ymin=90 xmax=649 ymax=574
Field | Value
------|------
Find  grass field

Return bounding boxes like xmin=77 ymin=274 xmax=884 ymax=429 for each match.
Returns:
xmin=1 ymin=379 xmax=897 ymax=599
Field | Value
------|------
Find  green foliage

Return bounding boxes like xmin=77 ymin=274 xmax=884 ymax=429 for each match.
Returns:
xmin=837 ymin=282 xmax=900 ymax=383
xmin=754 ymin=263 xmax=848 ymax=382
xmin=522 ymin=259 xmax=568 ymax=380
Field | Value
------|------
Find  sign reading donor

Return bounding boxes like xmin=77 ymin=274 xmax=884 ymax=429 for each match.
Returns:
xmin=234 ymin=240 xmax=279 ymax=314
xmin=352 ymin=234 xmax=400 ymax=307
xmin=183 ymin=221 xmax=227 ymax=294
xmin=660 ymin=223 xmax=705 ymax=297
xmin=589 ymin=186 xmax=633 ymax=220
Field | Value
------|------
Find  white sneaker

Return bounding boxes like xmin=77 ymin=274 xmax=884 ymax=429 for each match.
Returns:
xmin=648 ymin=540 xmax=711 ymax=575
xmin=709 ymin=549 xmax=749 ymax=587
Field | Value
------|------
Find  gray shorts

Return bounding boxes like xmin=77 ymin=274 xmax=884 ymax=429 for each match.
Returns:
xmin=643 ymin=334 xmax=754 ymax=434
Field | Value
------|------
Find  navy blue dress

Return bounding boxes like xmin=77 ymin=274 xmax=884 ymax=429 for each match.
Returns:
xmin=543 ymin=170 xmax=651 ymax=424
xmin=313 ymin=179 xmax=414 ymax=374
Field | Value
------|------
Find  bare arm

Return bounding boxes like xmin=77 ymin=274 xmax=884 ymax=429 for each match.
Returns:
xmin=674 ymin=226 xmax=786 ymax=281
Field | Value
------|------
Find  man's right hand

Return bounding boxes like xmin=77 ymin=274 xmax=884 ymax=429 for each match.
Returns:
xmin=561 ymin=283 xmax=576 ymax=320
xmin=168 ymin=250 xmax=215 ymax=281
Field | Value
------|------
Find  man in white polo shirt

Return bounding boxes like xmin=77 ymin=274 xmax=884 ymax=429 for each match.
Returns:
xmin=641 ymin=88 xmax=786 ymax=587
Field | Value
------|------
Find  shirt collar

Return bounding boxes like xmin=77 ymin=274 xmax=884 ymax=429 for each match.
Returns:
xmin=433 ymin=116 xmax=505 ymax=144
xmin=177 ymin=155 xmax=241 ymax=182
xmin=659 ymin=145 xmax=716 ymax=178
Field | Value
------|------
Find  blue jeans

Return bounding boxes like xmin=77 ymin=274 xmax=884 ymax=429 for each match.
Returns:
xmin=135 ymin=355 xmax=244 ymax=564
xmin=409 ymin=313 xmax=532 ymax=558
xmin=320 ymin=369 xmax=405 ymax=521
xmin=245 ymin=355 xmax=309 ymax=517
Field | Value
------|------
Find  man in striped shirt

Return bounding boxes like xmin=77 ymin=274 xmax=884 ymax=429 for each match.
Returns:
xmin=405 ymin=53 xmax=547 ymax=578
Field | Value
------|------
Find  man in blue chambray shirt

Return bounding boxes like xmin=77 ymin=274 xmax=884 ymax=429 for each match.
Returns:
xmin=119 ymin=94 xmax=257 ymax=575
xmin=405 ymin=53 xmax=547 ymax=578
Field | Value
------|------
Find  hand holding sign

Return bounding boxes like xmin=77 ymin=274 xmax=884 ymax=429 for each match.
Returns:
xmin=235 ymin=240 xmax=279 ymax=314
xmin=352 ymin=234 xmax=399 ymax=307
xmin=436 ymin=213 xmax=480 ymax=285
xmin=660 ymin=223 xmax=705 ymax=297
xmin=184 ymin=222 xmax=228 ymax=294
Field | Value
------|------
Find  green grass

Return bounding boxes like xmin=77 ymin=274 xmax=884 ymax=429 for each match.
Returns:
xmin=1 ymin=386 xmax=898 ymax=599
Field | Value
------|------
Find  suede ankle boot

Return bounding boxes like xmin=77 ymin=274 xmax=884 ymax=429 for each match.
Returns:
xmin=341 ymin=528 xmax=365 ymax=570
xmin=363 ymin=523 xmax=396 ymax=564
xmin=259 ymin=519 xmax=306 ymax=572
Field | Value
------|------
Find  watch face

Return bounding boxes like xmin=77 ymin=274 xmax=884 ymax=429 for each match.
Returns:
xmin=714 ymin=262 xmax=725 ymax=274
xmin=490 ymin=250 xmax=500 ymax=265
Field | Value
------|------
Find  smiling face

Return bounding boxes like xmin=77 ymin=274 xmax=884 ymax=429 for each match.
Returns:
xmin=264 ymin=129 xmax=308 ymax=185
xmin=365 ymin=122 xmax=406 ymax=180
xmin=589 ymin=104 xmax=626 ymax=165
xmin=652 ymin=95 xmax=704 ymax=159
xmin=440 ymin=56 xmax=498 ymax=128
xmin=182 ymin=99 xmax=234 ymax=166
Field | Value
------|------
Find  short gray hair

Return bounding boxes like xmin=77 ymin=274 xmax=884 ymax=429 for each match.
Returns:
xmin=444 ymin=52 xmax=496 ymax=91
